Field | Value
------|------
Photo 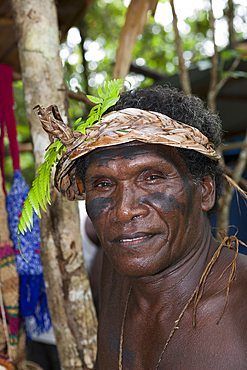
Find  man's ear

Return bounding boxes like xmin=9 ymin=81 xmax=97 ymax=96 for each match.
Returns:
xmin=201 ymin=174 xmax=216 ymax=211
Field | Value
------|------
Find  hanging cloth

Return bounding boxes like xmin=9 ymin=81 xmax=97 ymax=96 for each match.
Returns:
xmin=0 ymin=167 xmax=19 ymax=363
xmin=0 ymin=64 xmax=19 ymax=194
xmin=0 ymin=64 xmax=51 ymax=340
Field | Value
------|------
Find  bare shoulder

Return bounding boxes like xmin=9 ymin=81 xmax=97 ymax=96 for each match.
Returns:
xmin=201 ymin=246 xmax=247 ymax=332
xmin=231 ymin=248 xmax=247 ymax=285
xmin=234 ymin=250 xmax=247 ymax=299
xmin=221 ymin=247 xmax=247 ymax=316
xmin=220 ymin=246 xmax=247 ymax=280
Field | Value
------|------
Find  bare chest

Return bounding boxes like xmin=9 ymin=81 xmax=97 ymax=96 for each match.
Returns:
xmin=98 ymin=297 xmax=247 ymax=370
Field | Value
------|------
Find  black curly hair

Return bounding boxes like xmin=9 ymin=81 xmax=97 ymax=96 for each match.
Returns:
xmin=77 ymin=85 xmax=224 ymax=218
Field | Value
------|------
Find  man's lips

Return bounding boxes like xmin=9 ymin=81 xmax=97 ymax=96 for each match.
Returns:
xmin=112 ymin=232 xmax=155 ymax=247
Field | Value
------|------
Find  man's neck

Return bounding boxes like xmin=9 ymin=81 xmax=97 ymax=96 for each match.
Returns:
xmin=128 ymin=225 xmax=219 ymax=312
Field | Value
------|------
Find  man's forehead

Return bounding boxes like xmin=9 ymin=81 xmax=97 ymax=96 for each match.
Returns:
xmin=86 ymin=141 xmax=179 ymax=166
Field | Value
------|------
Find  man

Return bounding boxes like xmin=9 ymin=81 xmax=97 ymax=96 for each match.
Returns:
xmin=41 ymin=85 xmax=247 ymax=369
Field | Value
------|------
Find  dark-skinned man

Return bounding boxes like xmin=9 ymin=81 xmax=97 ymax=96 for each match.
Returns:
xmin=39 ymin=85 xmax=247 ymax=370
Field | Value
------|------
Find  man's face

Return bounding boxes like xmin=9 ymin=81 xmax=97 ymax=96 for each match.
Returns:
xmin=84 ymin=142 xmax=210 ymax=277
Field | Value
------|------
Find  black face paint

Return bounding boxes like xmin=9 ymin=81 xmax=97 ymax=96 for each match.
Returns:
xmin=107 ymin=332 xmax=136 ymax=366
xmin=141 ymin=192 xmax=186 ymax=215
xmin=179 ymin=170 xmax=193 ymax=225
xmin=86 ymin=151 xmax=112 ymax=167
xmin=158 ymin=149 xmax=194 ymax=222
xmin=87 ymin=144 xmax=152 ymax=167
xmin=107 ymin=331 xmax=119 ymax=353
xmin=86 ymin=197 xmax=114 ymax=221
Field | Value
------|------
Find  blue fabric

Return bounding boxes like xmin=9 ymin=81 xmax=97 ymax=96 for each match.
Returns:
xmin=6 ymin=170 xmax=51 ymax=338
xmin=6 ymin=170 xmax=42 ymax=274
xmin=20 ymin=275 xmax=51 ymax=338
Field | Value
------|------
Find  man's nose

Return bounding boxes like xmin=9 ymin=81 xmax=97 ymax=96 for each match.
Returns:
xmin=114 ymin=184 xmax=148 ymax=224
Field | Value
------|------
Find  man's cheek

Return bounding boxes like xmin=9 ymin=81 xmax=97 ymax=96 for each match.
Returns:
xmin=141 ymin=192 xmax=186 ymax=215
xmin=86 ymin=197 xmax=114 ymax=222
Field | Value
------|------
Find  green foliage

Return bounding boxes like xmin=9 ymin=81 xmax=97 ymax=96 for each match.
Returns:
xmin=61 ymin=0 xmax=247 ymax=95
xmin=4 ymin=81 xmax=34 ymax=192
xmin=18 ymin=141 xmax=65 ymax=233
xmin=13 ymin=81 xmax=29 ymax=141
xmin=17 ymin=140 xmax=64 ymax=259
xmin=75 ymin=79 xmax=124 ymax=134
xmin=221 ymin=49 xmax=240 ymax=61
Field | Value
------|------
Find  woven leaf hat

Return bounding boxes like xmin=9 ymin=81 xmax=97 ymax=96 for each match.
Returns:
xmin=35 ymin=104 xmax=220 ymax=202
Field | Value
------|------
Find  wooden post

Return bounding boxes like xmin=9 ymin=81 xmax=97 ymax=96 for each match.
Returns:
xmin=11 ymin=0 xmax=97 ymax=368
xmin=113 ymin=0 xmax=158 ymax=79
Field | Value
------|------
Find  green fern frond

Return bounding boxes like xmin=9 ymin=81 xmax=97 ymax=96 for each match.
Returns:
xmin=17 ymin=140 xmax=65 ymax=256
xmin=73 ymin=117 xmax=83 ymax=129
xmin=75 ymin=79 xmax=125 ymax=134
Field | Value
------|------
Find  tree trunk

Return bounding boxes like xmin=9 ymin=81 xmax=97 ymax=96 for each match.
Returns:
xmin=10 ymin=1 xmax=97 ymax=369
xmin=228 ymin=0 xmax=235 ymax=45
xmin=170 ymin=0 xmax=191 ymax=95
xmin=112 ymin=0 xmax=158 ymax=80
xmin=207 ymin=0 xmax=218 ymax=113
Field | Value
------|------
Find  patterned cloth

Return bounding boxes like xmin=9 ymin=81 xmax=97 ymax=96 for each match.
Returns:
xmin=6 ymin=171 xmax=42 ymax=275
xmin=0 ymin=63 xmax=51 ymax=341
xmin=0 ymin=167 xmax=20 ymax=361
xmin=6 ymin=170 xmax=51 ymax=339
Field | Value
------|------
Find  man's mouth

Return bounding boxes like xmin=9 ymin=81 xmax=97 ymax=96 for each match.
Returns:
xmin=113 ymin=233 xmax=155 ymax=247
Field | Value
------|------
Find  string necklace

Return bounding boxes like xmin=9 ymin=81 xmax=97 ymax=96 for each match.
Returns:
xmin=118 ymin=235 xmax=238 ymax=370
xmin=118 ymin=285 xmax=196 ymax=370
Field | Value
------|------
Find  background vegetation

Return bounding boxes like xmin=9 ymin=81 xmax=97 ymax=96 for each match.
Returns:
xmin=5 ymin=0 xmax=247 ymax=189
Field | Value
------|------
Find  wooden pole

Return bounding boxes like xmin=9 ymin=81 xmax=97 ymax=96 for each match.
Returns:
xmin=11 ymin=0 xmax=97 ymax=368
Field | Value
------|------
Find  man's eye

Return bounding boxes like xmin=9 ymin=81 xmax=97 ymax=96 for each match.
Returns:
xmin=95 ymin=181 xmax=110 ymax=188
xmin=146 ymin=174 xmax=163 ymax=181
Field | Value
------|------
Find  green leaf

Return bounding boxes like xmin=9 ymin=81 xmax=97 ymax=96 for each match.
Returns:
xmin=86 ymin=95 xmax=103 ymax=104
xmin=101 ymin=97 xmax=120 ymax=115
xmin=73 ymin=117 xmax=83 ymax=129
xmin=221 ymin=50 xmax=235 ymax=61
xmin=97 ymin=84 xmax=105 ymax=98
xmin=17 ymin=230 xmax=29 ymax=263
xmin=104 ymin=81 xmax=109 ymax=94
xmin=28 ymin=189 xmax=41 ymax=217
xmin=18 ymin=214 xmax=27 ymax=235
xmin=75 ymin=123 xmax=87 ymax=134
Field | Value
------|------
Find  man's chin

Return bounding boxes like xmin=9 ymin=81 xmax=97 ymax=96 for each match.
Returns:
xmin=108 ymin=254 xmax=163 ymax=278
